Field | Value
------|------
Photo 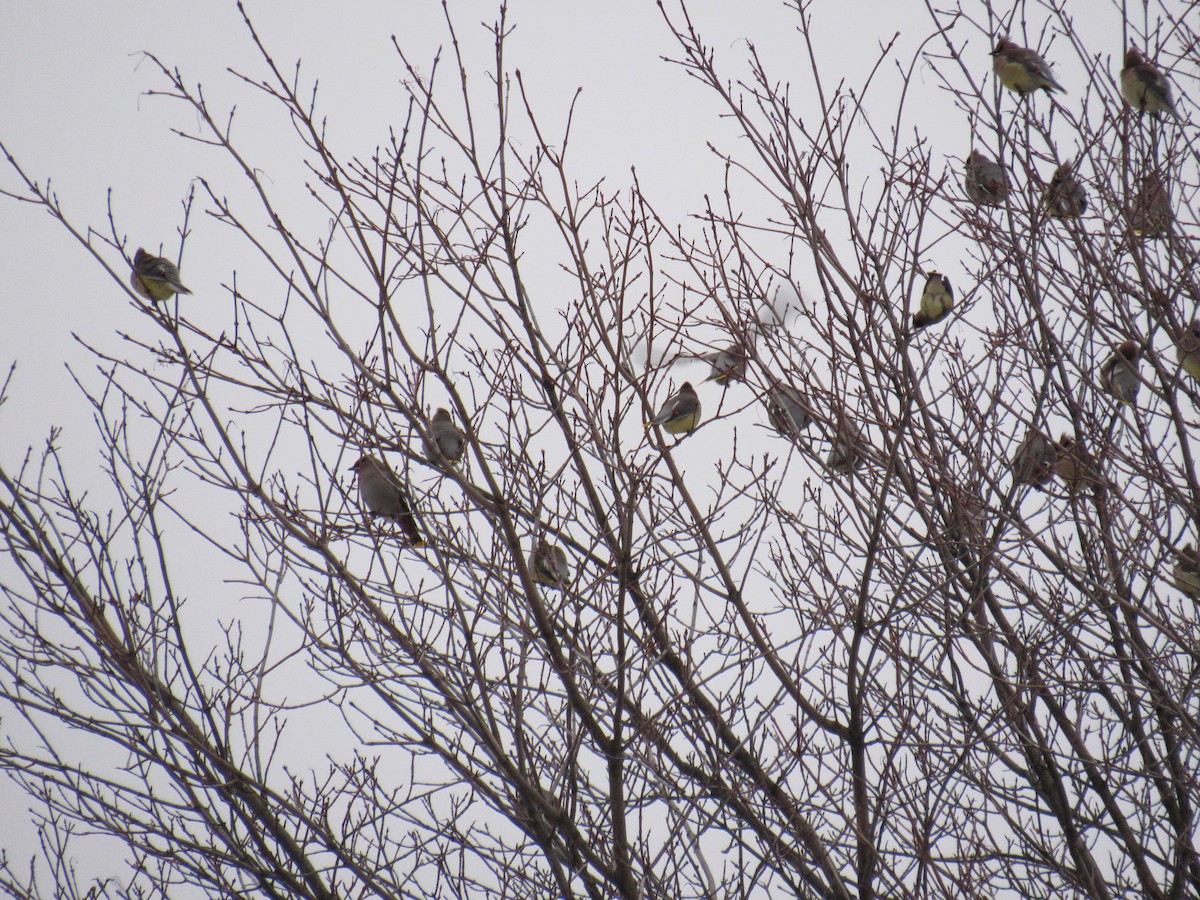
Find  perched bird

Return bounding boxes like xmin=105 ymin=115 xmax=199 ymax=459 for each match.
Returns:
xmin=1176 ymin=321 xmax=1200 ymax=381
xmin=350 ymin=454 xmax=425 ymax=547
xmin=700 ymin=345 xmax=747 ymax=384
xmin=130 ymin=248 xmax=192 ymax=302
xmin=424 ymin=408 xmax=465 ymax=465
xmin=532 ymin=538 xmax=571 ymax=589
xmin=991 ymin=37 xmax=1066 ymax=96
xmin=1044 ymin=160 xmax=1088 ymax=219
xmin=766 ymin=383 xmax=815 ymax=437
xmin=647 ymin=382 xmax=701 ymax=435
xmin=1173 ymin=544 xmax=1200 ymax=597
xmin=1012 ymin=429 xmax=1058 ymax=487
xmin=826 ymin=415 xmax=866 ymax=474
xmin=941 ymin=489 xmax=984 ymax=560
xmin=964 ymin=150 xmax=1010 ymax=206
xmin=1099 ymin=341 xmax=1143 ymax=404
xmin=1120 ymin=47 xmax=1176 ymax=119
xmin=912 ymin=272 xmax=954 ymax=331
xmin=1129 ymin=171 xmax=1173 ymax=238
xmin=1053 ymin=434 xmax=1102 ymax=492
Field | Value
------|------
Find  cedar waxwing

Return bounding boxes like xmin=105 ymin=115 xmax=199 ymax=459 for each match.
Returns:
xmin=826 ymin=415 xmax=866 ymax=474
xmin=1099 ymin=341 xmax=1143 ymax=404
xmin=647 ymin=382 xmax=701 ymax=435
xmin=1120 ymin=48 xmax=1177 ymax=119
xmin=350 ymin=454 xmax=425 ymax=547
xmin=964 ymin=150 xmax=1010 ymax=206
xmin=532 ymin=538 xmax=570 ymax=589
xmin=991 ymin=37 xmax=1066 ymax=96
xmin=1053 ymin=434 xmax=1103 ymax=492
xmin=1044 ymin=161 xmax=1088 ymax=218
xmin=700 ymin=345 xmax=748 ymax=384
xmin=424 ymin=408 xmax=465 ymax=465
xmin=1129 ymin=171 xmax=1173 ymax=237
xmin=942 ymin=490 xmax=984 ymax=560
xmin=1012 ymin=429 xmax=1058 ymax=487
xmin=766 ymin=383 xmax=814 ymax=437
xmin=912 ymin=272 xmax=954 ymax=331
xmin=1176 ymin=321 xmax=1200 ymax=381
xmin=130 ymin=248 xmax=192 ymax=302
xmin=1173 ymin=544 xmax=1200 ymax=596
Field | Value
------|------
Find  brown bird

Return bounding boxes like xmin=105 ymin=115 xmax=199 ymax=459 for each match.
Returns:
xmin=532 ymin=538 xmax=571 ymax=589
xmin=964 ymin=150 xmax=1010 ymax=206
xmin=1012 ymin=429 xmax=1058 ymax=487
xmin=424 ymin=408 xmax=465 ymax=466
xmin=1173 ymin=544 xmax=1200 ymax=597
xmin=1129 ymin=171 xmax=1173 ymax=238
xmin=700 ymin=344 xmax=748 ymax=384
xmin=826 ymin=414 xmax=866 ymax=474
xmin=912 ymin=272 xmax=954 ymax=331
xmin=350 ymin=454 xmax=425 ymax=547
xmin=1053 ymin=434 xmax=1103 ymax=492
xmin=130 ymin=248 xmax=192 ymax=302
xmin=942 ymin=490 xmax=984 ymax=560
xmin=1099 ymin=341 xmax=1143 ymax=405
xmin=1120 ymin=48 xmax=1176 ymax=119
xmin=766 ymin=383 xmax=815 ymax=437
xmin=1044 ymin=160 xmax=1088 ymax=219
xmin=992 ymin=37 xmax=1066 ymax=96
xmin=647 ymin=382 xmax=701 ymax=435
xmin=1176 ymin=321 xmax=1200 ymax=381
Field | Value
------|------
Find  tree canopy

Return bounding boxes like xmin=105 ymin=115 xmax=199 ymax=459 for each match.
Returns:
xmin=1 ymin=1 xmax=1198 ymax=897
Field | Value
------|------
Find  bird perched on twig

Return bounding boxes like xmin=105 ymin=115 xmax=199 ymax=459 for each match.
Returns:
xmin=991 ymin=37 xmax=1066 ymax=96
xmin=766 ymin=383 xmax=814 ymax=438
xmin=1012 ymin=429 xmax=1058 ymax=487
xmin=1044 ymin=161 xmax=1088 ymax=219
xmin=1176 ymin=321 xmax=1200 ymax=382
xmin=424 ymin=408 xmax=465 ymax=466
xmin=1099 ymin=341 xmax=1143 ymax=405
xmin=912 ymin=272 xmax=954 ymax=331
xmin=350 ymin=454 xmax=425 ymax=548
xmin=1054 ymin=434 xmax=1103 ymax=492
xmin=130 ymin=248 xmax=192 ymax=302
xmin=699 ymin=344 xmax=748 ymax=384
xmin=826 ymin=414 xmax=866 ymax=474
xmin=532 ymin=538 xmax=571 ymax=589
xmin=1173 ymin=544 xmax=1200 ymax=597
xmin=964 ymin=150 xmax=1010 ymax=206
xmin=1120 ymin=48 xmax=1177 ymax=119
xmin=647 ymin=382 xmax=701 ymax=435
xmin=1129 ymin=171 xmax=1173 ymax=238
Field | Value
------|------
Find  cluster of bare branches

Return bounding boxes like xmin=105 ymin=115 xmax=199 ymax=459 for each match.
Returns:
xmin=1 ymin=1 xmax=1198 ymax=897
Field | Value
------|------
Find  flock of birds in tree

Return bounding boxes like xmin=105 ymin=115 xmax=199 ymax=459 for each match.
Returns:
xmin=124 ymin=37 xmax=1195 ymax=595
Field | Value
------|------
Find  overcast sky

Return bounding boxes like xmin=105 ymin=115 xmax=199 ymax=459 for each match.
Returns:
xmin=0 ymin=0 xmax=974 ymax=459
xmin=0 ymin=0 xmax=1142 ymax=889
xmin=0 ymin=0 xmax=1130 ymax=454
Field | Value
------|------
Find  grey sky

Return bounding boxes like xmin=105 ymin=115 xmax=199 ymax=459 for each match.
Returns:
xmin=0 ymin=0 xmax=1145 ymax=891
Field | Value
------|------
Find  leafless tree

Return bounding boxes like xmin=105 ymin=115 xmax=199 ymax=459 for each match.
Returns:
xmin=2 ymin=1 xmax=1198 ymax=897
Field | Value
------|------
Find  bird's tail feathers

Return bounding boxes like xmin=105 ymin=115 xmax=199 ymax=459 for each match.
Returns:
xmin=397 ymin=513 xmax=425 ymax=548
